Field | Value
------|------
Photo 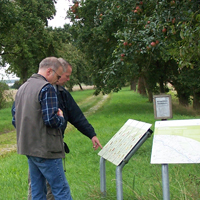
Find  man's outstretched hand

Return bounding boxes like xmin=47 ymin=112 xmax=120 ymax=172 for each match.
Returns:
xmin=92 ymin=136 xmax=103 ymax=150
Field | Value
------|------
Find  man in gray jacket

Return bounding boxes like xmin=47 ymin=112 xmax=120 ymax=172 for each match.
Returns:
xmin=27 ymin=58 xmax=103 ymax=199
xmin=12 ymin=57 xmax=73 ymax=200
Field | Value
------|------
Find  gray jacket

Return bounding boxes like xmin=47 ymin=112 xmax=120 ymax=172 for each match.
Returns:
xmin=15 ymin=74 xmax=65 ymax=159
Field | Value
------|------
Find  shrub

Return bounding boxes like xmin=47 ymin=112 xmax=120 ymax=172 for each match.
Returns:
xmin=0 ymin=81 xmax=9 ymax=109
xmin=11 ymin=80 xmax=21 ymax=89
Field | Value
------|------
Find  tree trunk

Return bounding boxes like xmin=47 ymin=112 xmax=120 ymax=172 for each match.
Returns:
xmin=178 ymin=96 xmax=189 ymax=107
xmin=159 ymin=79 xmax=165 ymax=93
xmin=176 ymin=89 xmax=190 ymax=107
xmin=171 ymin=80 xmax=191 ymax=107
xmin=147 ymin=90 xmax=153 ymax=102
xmin=193 ymin=92 xmax=200 ymax=109
xmin=138 ymin=76 xmax=147 ymax=96
xmin=144 ymin=77 xmax=153 ymax=102
xmin=68 ymin=87 xmax=73 ymax=92
xmin=78 ymin=83 xmax=83 ymax=90
xmin=130 ymin=79 xmax=137 ymax=91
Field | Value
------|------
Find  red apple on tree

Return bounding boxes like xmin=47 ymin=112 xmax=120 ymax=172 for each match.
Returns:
xmin=123 ymin=42 xmax=128 ymax=46
xmin=146 ymin=46 xmax=151 ymax=50
xmin=170 ymin=1 xmax=175 ymax=6
xmin=162 ymin=28 xmax=167 ymax=33
xmin=155 ymin=40 xmax=159 ymax=45
xmin=172 ymin=18 xmax=175 ymax=23
xmin=136 ymin=6 xmax=142 ymax=13
xmin=151 ymin=42 xmax=156 ymax=47
xmin=121 ymin=53 xmax=125 ymax=57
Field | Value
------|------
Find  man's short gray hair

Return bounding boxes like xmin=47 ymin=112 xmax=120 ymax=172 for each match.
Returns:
xmin=39 ymin=57 xmax=65 ymax=71
xmin=58 ymin=58 xmax=72 ymax=71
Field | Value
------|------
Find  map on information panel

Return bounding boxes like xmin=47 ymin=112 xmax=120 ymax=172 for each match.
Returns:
xmin=98 ymin=119 xmax=152 ymax=166
xmin=151 ymin=119 xmax=200 ymax=164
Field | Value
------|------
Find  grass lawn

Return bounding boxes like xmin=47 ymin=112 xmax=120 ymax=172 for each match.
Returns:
xmin=0 ymin=87 xmax=199 ymax=199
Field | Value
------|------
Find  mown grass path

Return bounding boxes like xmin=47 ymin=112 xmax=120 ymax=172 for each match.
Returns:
xmin=0 ymin=90 xmax=110 ymax=157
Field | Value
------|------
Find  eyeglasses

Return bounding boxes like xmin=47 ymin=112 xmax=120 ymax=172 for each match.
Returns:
xmin=52 ymin=69 xmax=61 ymax=80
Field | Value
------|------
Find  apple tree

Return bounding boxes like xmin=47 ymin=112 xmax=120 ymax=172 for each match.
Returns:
xmin=57 ymin=42 xmax=93 ymax=91
xmin=110 ymin=0 xmax=200 ymax=105
xmin=67 ymin=0 xmax=200 ymax=107
xmin=67 ymin=0 xmax=130 ymax=94
xmin=0 ymin=0 xmax=60 ymax=82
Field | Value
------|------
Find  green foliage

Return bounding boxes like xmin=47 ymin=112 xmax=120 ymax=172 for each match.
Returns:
xmin=11 ymin=80 xmax=22 ymax=90
xmin=0 ymin=0 xmax=60 ymax=82
xmin=0 ymin=81 xmax=9 ymax=90
xmin=58 ymin=43 xmax=93 ymax=90
xmin=111 ymin=0 xmax=199 ymax=103
xmin=1 ymin=0 xmax=200 ymax=106
xmin=67 ymin=0 xmax=127 ymax=94
xmin=67 ymin=0 xmax=200 ymax=107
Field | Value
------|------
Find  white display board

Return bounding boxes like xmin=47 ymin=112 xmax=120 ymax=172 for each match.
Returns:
xmin=98 ymin=119 xmax=152 ymax=166
xmin=151 ymin=119 xmax=200 ymax=164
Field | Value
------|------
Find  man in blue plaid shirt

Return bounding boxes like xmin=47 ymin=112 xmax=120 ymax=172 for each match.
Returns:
xmin=12 ymin=57 xmax=73 ymax=200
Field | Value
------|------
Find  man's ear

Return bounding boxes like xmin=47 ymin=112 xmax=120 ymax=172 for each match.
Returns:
xmin=46 ymin=68 xmax=52 ymax=76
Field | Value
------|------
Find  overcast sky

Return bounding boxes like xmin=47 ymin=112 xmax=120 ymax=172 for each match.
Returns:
xmin=48 ymin=0 xmax=72 ymax=28
xmin=0 ymin=66 xmax=18 ymax=80
xmin=0 ymin=0 xmax=72 ymax=80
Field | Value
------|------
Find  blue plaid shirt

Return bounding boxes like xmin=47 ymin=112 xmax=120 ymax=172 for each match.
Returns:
xmin=12 ymin=83 xmax=64 ymax=128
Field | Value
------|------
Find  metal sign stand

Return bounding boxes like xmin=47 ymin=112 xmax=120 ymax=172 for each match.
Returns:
xmin=100 ymin=129 xmax=153 ymax=200
xmin=160 ymin=119 xmax=170 ymax=200
xmin=162 ymin=164 xmax=170 ymax=200
xmin=153 ymin=94 xmax=172 ymax=200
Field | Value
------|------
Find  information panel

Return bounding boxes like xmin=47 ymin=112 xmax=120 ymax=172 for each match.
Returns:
xmin=153 ymin=95 xmax=172 ymax=119
xmin=151 ymin=119 xmax=200 ymax=164
xmin=98 ymin=119 xmax=152 ymax=166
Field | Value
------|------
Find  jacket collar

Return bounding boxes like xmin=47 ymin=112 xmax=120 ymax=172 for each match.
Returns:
xmin=31 ymin=73 xmax=48 ymax=82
